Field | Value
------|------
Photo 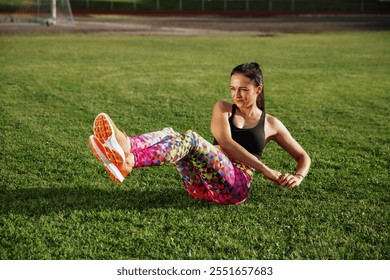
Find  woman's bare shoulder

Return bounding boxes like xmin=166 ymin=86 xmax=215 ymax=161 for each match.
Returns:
xmin=265 ymin=113 xmax=285 ymax=127
xmin=265 ymin=114 xmax=289 ymax=140
xmin=215 ymin=100 xmax=232 ymax=109
xmin=214 ymin=100 xmax=233 ymax=114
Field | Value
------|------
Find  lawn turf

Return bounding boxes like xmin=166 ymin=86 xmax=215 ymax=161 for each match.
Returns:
xmin=0 ymin=31 xmax=389 ymax=259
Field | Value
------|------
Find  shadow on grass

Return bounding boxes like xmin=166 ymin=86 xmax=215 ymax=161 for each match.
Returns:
xmin=0 ymin=186 xmax=203 ymax=217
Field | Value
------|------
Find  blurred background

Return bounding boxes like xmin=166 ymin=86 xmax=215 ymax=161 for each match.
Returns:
xmin=1 ymin=0 xmax=390 ymax=17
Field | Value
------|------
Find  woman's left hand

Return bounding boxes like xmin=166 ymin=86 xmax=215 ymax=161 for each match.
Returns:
xmin=278 ymin=173 xmax=304 ymax=189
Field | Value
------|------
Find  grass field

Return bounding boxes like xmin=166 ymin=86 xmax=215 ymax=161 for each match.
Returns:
xmin=0 ymin=30 xmax=389 ymax=260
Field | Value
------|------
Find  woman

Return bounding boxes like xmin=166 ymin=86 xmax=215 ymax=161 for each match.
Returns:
xmin=88 ymin=62 xmax=311 ymax=205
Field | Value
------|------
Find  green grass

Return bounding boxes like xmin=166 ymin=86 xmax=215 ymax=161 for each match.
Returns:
xmin=0 ymin=31 xmax=389 ymax=260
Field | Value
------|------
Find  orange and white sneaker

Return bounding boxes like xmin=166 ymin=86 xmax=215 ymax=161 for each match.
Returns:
xmin=88 ymin=135 xmax=127 ymax=183
xmin=93 ymin=113 xmax=128 ymax=161
xmin=90 ymin=113 xmax=132 ymax=183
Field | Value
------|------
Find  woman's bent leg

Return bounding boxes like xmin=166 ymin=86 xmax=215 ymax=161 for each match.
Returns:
xmin=132 ymin=130 xmax=192 ymax=167
xmin=131 ymin=129 xmax=252 ymax=204
xmin=128 ymin=127 xmax=180 ymax=152
xmin=174 ymin=131 xmax=253 ymax=204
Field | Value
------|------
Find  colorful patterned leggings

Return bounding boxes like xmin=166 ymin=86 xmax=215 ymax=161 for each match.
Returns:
xmin=128 ymin=128 xmax=253 ymax=205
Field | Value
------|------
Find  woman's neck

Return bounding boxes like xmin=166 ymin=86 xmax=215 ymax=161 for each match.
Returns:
xmin=237 ymin=104 xmax=261 ymax=119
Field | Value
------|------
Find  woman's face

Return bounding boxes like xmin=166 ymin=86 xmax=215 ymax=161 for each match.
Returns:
xmin=230 ymin=73 xmax=262 ymax=109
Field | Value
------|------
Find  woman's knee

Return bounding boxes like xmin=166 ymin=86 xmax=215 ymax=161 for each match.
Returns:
xmin=182 ymin=130 xmax=203 ymax=145
xmin=163 ymin=127 xmax=180 ymax=136
xmin=183 ymin=130 xmax=201 ymax=139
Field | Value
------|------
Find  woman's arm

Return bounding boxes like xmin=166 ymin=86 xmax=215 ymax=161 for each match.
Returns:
xmin=266 ymin=115 xmax=311 ymax=188
xmin=211 ymin=100 xmax=281 ymax=184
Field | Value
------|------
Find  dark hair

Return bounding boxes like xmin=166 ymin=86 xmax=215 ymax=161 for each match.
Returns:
xmin=230 ymin=62 xmax=265 ymax=111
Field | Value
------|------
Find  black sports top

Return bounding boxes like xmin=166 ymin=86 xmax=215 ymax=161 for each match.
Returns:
xmin=214 ymin=104 xmax=266 ymax=158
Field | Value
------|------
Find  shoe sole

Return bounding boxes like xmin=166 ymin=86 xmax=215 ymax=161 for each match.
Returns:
xmin=93 ymin=113 xmax=126 ymax=162
xmin=88 ymin=135 xmax=125 ymax=183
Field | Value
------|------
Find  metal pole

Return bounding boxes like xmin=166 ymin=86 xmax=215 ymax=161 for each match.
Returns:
xmin=179 ymin=0 xmax=182 ymax=11
xmin=37 ymin=0 xmax=41 ymax=18
xmin=51 ymin=0 xmax=56 ymax=20
xmin=361 ymin=0 xmax=364 ymax=12
xmin=246 ymin=0 xmax=249 ymax=11
xmin=269 ymin=0 xmax=272 ymax=12
xmin=291 ymin=0 xmax=295 ymax=12
xmin=157 ymin=0 xmax=160 ymax=10
xmin=224 ymin=0 xmax=227 ymax=11
xmin=202 ymin=0 xmax=205 ymax=11
xmin=65 ymin=0 xmax=74 ymax=23
xmin=134 ymin=0 xmax=137 ymax=10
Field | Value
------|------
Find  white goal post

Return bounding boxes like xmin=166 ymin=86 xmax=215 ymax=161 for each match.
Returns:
xmin=1 ymin=0 xmax=74 ymax=26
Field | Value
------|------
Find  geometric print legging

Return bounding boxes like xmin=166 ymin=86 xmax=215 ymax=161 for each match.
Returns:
xmin=128 ymin=127 xmax=254 ymax=205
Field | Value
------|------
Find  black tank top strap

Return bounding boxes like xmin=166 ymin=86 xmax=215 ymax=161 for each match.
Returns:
xmin=231 ymin=104 xmax=237 ymax=117
xmin=260 ymin=109 xmax=266 ymax=125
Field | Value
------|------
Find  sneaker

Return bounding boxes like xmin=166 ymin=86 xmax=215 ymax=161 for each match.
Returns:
xmin=93 ymin=113 xmax=127 ymax=162
xmin=88 ymin=135 xmax=126 ymax=183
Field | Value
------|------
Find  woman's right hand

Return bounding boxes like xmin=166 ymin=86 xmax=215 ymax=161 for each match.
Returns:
xmin=262 ymin=168 xmax=282 ymax=185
